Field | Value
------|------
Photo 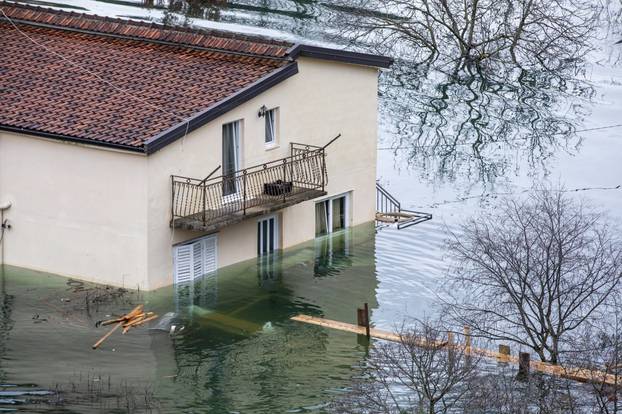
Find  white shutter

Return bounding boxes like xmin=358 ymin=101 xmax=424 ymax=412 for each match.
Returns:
xmin=192 ymin=241 xmax=204 ymax=280
xmin=173 ymin=244 xmax=193 ymax=284
xmin=173 ymin=235 xmax=217 ymax=285
xmin=203 ymin=236 xmax=217 ymax=274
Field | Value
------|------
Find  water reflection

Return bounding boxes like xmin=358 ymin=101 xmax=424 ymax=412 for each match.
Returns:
xmin=0 ymin=225 xmax=382 ymax=412
xmin=127 ymin=0 xmax=599 ymax=185
xmin=314 ymin=231 xmax=352 ymax=277
xmin=382 ymin=62 xmax=594 ymax=184
xmin=149 ymin=224 xmax=380 ymax=412
xmin=0 ymin=266 xmax=14 ymax=385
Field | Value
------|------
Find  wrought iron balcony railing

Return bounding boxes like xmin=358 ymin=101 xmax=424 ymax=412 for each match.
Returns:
xmin=171 ymin=139 xmax=336 ymax=232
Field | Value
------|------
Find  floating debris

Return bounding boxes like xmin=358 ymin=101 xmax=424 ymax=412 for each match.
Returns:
xmin=149 ymin=312 xmax=180 ymax=334
xmin=92 ymin=305 xmax=158 ymax=349
xmin=31 ymin=314 xmax=47 ymax=323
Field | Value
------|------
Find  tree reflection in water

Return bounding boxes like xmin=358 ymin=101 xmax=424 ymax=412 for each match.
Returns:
xmin=137 ymin=0 xmax=612 ymax=184
xmin=382 ymin=60 xmax=595 ymax=184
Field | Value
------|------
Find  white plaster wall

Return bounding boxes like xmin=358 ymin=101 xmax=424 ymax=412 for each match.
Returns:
xmin=147 ymin=57 xmax=379 ymax=289
xmin=0 ymin=131 xmax=149 ymax=288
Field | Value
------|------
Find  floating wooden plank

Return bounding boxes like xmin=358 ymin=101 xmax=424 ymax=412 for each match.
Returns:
xmin=92 ymin=320 xmax=123 ymax=349
xmin=126 ymin=314 xmax=158 ymax=329
xmin=290 ymin=314 xmax=617 ymax=386
xmin=92 ymin=304 xmax=151 ymax=348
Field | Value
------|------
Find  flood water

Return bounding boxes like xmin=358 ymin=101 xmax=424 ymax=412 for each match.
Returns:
xmin=3 ymin=0 xmax=622 ymax=412
xmin=0 ymin=223 xmax=443 ymax=412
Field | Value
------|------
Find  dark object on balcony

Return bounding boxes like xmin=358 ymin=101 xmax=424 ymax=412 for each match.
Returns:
xmin=264 ymin=180 xmax=293 ymax=196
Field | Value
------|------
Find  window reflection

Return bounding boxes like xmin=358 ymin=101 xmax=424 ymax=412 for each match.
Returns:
xmin=257 ymin=252 xmax=282 ymax=290
xmin=314 ymin=230 xmax=351 ymax=277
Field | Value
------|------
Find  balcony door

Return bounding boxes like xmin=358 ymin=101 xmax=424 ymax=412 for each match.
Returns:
xmin=258 ymin=215 xmax=279 ymax=256
xmin=222 ymin=121 xmax=241 ymax=197
xmin=315 ymin=194 xmax=348 ymax=236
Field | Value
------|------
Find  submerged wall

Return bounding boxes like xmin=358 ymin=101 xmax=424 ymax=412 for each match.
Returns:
xmin=0 ymin=131 xmax=150 ymax=288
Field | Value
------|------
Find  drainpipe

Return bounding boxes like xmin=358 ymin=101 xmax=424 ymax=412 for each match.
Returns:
xmin=0 ymin=201 xmax=11 ymax=267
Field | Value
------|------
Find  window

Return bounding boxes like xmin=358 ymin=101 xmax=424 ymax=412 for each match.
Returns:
xmin=222 ymin=120 xmax=241 ymax=196
xmin=173 ymin=235 xmax=217 ymax=284
xmin=258 ymin=215 xmax=279 ymax=255
xmin=264 ymin=108 xmax=278 ymax=146
xmin=315 ymin=194 xmax=349 ymax=237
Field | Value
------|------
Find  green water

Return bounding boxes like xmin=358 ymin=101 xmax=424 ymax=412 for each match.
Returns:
xmin=0 ymin=223 xmax=391 ymax=412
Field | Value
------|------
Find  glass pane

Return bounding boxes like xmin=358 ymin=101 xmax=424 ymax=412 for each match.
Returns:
xmin=332 ymin=197 xmax=345 ymax=231
xmin=262 ymin=220 xmax=268 ymax=255
xmin=222 ymin=122 xmax=238 ymax=196
xmin=257 ymin=221 xmax=261 ymax=255
xmin=315 ymin=201 xmax=328 ymax=236
xmin=265 ymin=110 xmax=275 ymax=144
xmin=269 ymin=218 xmax=275 ymax=252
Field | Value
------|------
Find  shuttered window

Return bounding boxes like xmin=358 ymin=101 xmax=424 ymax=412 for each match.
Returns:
xmin=173 ymin=235 xmax=217 ymax=284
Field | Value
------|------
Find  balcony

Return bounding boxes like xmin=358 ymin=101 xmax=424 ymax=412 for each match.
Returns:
xmin=171 ymin=142 xmax=329 ymax=232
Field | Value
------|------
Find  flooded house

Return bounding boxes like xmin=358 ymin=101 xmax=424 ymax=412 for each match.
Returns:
xmin=0 ymin=2 xmax=392 ymax=290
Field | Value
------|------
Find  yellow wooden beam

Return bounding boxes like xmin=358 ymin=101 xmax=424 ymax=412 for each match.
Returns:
xmin=291 ymin=314 xmax=618 ymax=386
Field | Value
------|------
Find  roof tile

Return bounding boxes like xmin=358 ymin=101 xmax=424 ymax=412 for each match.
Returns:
xmin=0 ymin=2 xmax=291 ymax=150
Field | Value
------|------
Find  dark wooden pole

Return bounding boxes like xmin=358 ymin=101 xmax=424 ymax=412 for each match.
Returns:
xmin=463 ymin=326 xmax=472 ymax=367
xmin=363 ymin=303 xmax=370 ymax=338
xmin=356 ymin=303 xmax=370 ymax=339
xmin=447 ymin=331 xmax=455 ymax=374
xmin=517 ymin=352 xmax=531 ymax=381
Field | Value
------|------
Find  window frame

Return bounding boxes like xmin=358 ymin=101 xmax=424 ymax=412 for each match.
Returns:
xmin=315 ymin=192 xmax=351 ymax=237
xmin=222 ymin=119 xmax=243 ymax=201
xmin=264 ymin=107 xmax=279 ymax=148
xmin=257 ymin=214 xmax=279 ymax=256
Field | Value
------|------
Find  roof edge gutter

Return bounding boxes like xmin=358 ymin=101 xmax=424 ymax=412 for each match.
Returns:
xmin=0 ymin=125 xmax=145 ymax=153
xmin=145 ymin=61 xmax=299 ymax=154
xmin=288 ymin=44 xmax=393 ymax=69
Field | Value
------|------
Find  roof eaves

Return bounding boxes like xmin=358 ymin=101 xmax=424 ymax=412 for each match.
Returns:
xmin=0 ymin=125 xmax=146 ymax=153
xmin=288 ymin=44 xmax=393 ymax=69
xmin=144 ymin=61 xmax=299 ymax=154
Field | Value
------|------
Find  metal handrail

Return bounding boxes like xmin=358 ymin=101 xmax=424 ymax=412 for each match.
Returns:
xmin=174 ymin=149 xmax=322 ymax=186
xmin=376 ymin=182 xmax=401 ymax=213
xmin=171 ymin=145 xmax=326 ymax=227
xmin=199 ymin=165 xmax=221 ymax=186
xmin=376 ymin=182 xmax=433 ymax=229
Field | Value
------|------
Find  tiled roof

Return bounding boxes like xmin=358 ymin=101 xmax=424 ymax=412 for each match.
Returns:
xmin=0 ymin=1 xmax=294 ymax=151
xmin=1 ymin=2 xmax=292 ymax=58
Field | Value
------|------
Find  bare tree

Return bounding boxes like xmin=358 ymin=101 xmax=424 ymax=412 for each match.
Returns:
xmin=332 ymin=0 xmax=602 ymax=71
xmin=443 ymin=188 xmax=622 ymax=365
xmin=567 ymin=301 xmax=622 ymax=413
xmin=331 ymin=317 xmax=587 ymax=413
xmin=331 ymin=319 xmax=481 ymax=414
xmin=470 ymin=368 xmax=581 ymax=413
